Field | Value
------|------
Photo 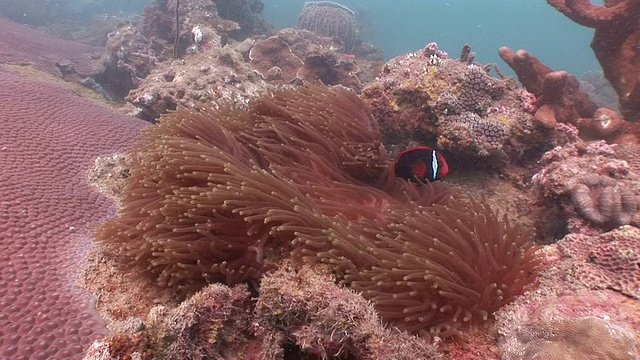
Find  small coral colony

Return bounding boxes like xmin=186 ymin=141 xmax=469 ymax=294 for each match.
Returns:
xmin=93 ymin=0 xmax=640 ymax=357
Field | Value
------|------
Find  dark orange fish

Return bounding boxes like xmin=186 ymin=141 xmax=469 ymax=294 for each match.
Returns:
xmin=393 ymin=146 xmax=449 ymax=183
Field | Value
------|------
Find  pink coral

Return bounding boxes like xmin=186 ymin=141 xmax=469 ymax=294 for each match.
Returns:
xmin=0 ymin=18 xmax=104 ymax=77
xmin=502 ymin=316 xmax=640 ymax=360
xmin=255 ymin=264 xmax=445 ymax=360
xmin=558 ymin=226 xmax=640 ymax=298
xmin=532 ymin=141 xmax=640 ymax=232
xmin=0 ymin=68 xmax=147 ymax=358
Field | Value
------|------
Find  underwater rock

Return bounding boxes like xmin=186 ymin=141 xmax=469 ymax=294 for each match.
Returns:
xmin=495 ymin=229 xmax=640 ymax=360
xmin=533 ymin=140 xmax=640 ymax=232
xmin=361 ymin=43 xmax=548 ymax=168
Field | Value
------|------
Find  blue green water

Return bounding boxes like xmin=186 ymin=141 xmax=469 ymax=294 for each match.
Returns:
xmin=264 ymin=0 xmax=600 ymax=77
xmin=58 ymin=0 xmax=603 ymax=77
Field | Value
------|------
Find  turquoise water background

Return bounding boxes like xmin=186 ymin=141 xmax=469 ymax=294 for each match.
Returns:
xmin=263 ymin=0 xmax=601 ymax=77
xmin=68 ymin=0 xmax=602 ymax=77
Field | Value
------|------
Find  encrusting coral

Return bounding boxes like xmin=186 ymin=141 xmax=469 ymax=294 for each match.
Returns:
xmin=360 ymin=43 xmax=546 ymax=168
xmin=502 ymin=316 xmax=640 ymax=360
xmin=97 ymin=84 xmax=542 ymax=341
xmin=558 ymin=226 xmax=640 ymax=299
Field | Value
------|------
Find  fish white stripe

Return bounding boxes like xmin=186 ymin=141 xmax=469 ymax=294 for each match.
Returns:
xmin=431 ymin=150 xmax=438 ymax=180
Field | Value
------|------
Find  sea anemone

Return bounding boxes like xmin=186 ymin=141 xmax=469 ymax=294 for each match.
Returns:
xmin=97 ymin=84 xmax=389 ymax=290
xmin=97 ymin=84 xmax=542 ymax=340
xmin=298 ymin=195 xmax=542 ymax=340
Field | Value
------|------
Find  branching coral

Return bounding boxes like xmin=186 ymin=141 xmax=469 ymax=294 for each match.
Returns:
xmin=546 ymin=0 xmax=640 ymax=121
xmin=498 ymin=47 xmax=598 ymax=128
xmin=98 ymin=84 xmax=542 ymax=341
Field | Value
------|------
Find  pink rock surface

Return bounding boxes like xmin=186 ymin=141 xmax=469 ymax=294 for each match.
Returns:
xmin=0 ymin=68 xmax=147 ymax=358
xmin=0 ymin=18 xmax=104 ymax=76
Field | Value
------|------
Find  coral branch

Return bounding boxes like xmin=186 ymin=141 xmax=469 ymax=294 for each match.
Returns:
xmin=547 ymin=0 xmax=640 ymax=121
xmin=499 ymin=47 xmax=598 ymax=128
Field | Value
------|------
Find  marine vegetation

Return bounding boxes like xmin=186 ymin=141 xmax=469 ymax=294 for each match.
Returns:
xmin=97 ymin=84 xmax=542 ymax=341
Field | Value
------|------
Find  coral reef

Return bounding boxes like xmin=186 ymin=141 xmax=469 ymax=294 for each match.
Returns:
xmin=141 ymin=0 xmax=176 ymax=43
xmin=547 ymin=0 xmax=640 ymax=122
xmin=297 ymin=1 xmax=358 ymax=52
xmin=495 ymin=226 xmax=640 ymax=360
xmin=100 ymin=22 xmax=158 ymax=99
xmin=140 ymin=0 xmax=243 ymax=60
xmin=0 ymin=67 xmax=147 ymax=359
xmin=116 ymin=0 xmax=381 ymax=120
xmin=96 ymin=85 xmax=541 ymax=344
xmin=615 ymin=143 xmax=640 ymax=172
xmin=532 ymin=140 xmax=640 ymax=232
xmin=213 ymin=0 xmax=269 ymax=39
xmin=126 ymin=25 xmax=379 ymax=121
xmin=84 ymin=284 xmax=254 ymax=359
xmin=0 ymin=18 xmax=105 ymax=78
xmin=249 ymin=36 xmax=304 ymax=82
xmin=123 ymin=39 xmax=266 ymax=120
xmin=557 ymin=226 xmax=640 ymax=299
xmin=254 ymin=264 xmax=445 ymax=359
xmin=249 ymin=28 xmax=370 ymax=90
xmin=498 ymin=47 xmax=598 ymax=129
xmin=502 ymin=316 xmax=640 ymax=360
xmin=83 ymin=263 xmax=446 ymax=360
xmin=361 ymin=43 xmax=547 ymax=167
xmin=265 ymin=28 xmax=371 ymax=90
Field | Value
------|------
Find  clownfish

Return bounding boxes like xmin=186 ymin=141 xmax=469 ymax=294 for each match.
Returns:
xmin=393 ymin=146 xmax=449 ymax=183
